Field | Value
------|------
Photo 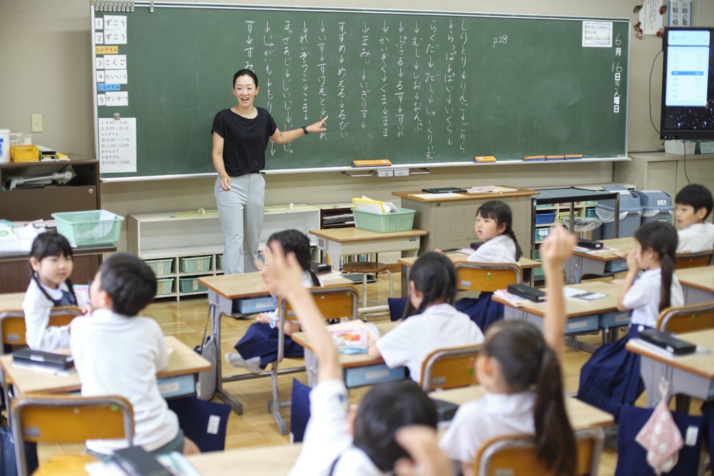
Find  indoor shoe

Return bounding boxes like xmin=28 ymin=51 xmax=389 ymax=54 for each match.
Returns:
xmin=224 ymin=352 xmax=263 ymax=374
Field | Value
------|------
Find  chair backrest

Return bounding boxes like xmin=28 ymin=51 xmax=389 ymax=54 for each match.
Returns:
xmin=454 ymin=262 xmax=522 ymax=293
xmin=419 ymin=344 xmax=481 ymax=392
xmin=0 ymin=306 xmax=82 ymax=351
xmin=279 ymin=285 xmax=360 ymax=323
xmin=11 ymin=394 xmax=134 ymax=476
xmin=657 ymin=301 xmax=714 ymax=333
xmin=676 ymin=251 xmax=713 ymax=269
xmin=474 ymin=427 xmax=604 ymax=476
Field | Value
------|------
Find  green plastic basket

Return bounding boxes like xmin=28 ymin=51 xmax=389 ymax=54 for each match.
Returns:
xmin=353 ymin=207 xmax=416 ymax=233
xmin=156 ymin=278 xmax=174 ymax=296
xmin=51 ymin=210 xmax=124 ymax=247
xmin=145 ymin=258 xmax=173 ymax=277
xmin=179 ymin=277 xmax=208 ymax=293
xmin=216 ymin=254 xmax=223 ymax=271
xmin=179 ymin=256 xmax=211 ymax=273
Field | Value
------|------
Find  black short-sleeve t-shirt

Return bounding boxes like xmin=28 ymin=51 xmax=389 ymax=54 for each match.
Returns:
xmin=212 ymin=107 xmax=278 ymax=177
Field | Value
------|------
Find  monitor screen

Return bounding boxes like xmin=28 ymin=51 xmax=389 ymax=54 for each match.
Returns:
xmin=660 ymin=27 xmax=714 ymax=140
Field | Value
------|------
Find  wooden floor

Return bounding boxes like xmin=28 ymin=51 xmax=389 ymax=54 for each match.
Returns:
xmin=40 ymin=271 xmax=687 ymax=474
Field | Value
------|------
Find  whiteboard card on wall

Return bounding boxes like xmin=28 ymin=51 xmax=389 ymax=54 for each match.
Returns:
xmin=98 ymin=118 xmax=137 ymax=173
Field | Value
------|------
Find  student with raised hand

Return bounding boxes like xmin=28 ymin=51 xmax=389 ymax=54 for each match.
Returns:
xmin=439 ymin=226 xmax=577 ymax=476
xmin=257 ymin=243 xmax=445 ymax=476
xmin=369 ymin=252 xmax=484 ymax=384
xmin=578 ymin=222 xmax=683 ymax=416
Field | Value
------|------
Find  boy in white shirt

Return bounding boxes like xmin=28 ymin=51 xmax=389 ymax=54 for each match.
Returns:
xmin=258 ymin=242 xmax=451 ymax=476
xmin=70 ymin=253 xmax=199 ymax=458
xmin=674 ymin=183 xmax=714 ymax=253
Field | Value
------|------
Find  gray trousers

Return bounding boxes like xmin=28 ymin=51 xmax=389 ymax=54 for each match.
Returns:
xmin=214 ymin=174 xmax=265 ymax=274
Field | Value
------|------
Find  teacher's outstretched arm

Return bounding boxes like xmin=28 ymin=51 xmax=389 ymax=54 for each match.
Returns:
xmin=211 ymin=132 xmax=231 ymax=191
xmin=270 ymin=116 xmax=328 ymax=144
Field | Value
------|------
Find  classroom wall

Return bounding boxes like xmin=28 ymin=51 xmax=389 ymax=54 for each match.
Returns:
xmin=2 ymin=0 xmax=713 ymax=251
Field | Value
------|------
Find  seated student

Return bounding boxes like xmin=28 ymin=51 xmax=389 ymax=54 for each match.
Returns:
xmin=674 ymin=183 xmax=714 ymax=253
xmin=369 ymin=252 xmax=484 ymax=384
xmin=23 ymin=232 xmax=78 ymax=351
xmin=439 ymin=226 xmax=577 ymax=476
xmin=225 ymin=229 xmax=322 ymax=374
xmin=257 ymin=242 xmax=450 ymax=476
xmin=70 ymin=253 xmax=199 ymax=458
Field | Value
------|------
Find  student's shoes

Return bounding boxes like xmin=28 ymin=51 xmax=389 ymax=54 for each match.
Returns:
xmin=224 ymin=352 xmax=263 ymax=374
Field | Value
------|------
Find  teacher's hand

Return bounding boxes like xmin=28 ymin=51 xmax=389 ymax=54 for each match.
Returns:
xmin=307 ymin=116 xmax=328 ymax=133
xmin=220 ymin=175 xmax=231 ymax=191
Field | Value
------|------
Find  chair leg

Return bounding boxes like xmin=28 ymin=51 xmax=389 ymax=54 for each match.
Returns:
xmin=269 ymin=362 xmax=288 ymax=435
xmin=384 ymin=269 xmax=394 ymax=298
xmin=362 ymin=273 xmax=368 ymax=308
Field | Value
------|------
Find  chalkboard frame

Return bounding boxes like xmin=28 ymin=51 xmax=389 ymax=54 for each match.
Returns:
xmin=91 ymin=2 xmax=631 ymax=181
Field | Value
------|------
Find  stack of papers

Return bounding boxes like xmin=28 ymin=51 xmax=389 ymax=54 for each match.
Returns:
xmin=493 ymin=289 xmax=539 ymax=307
xmin=465 ymin=186 xmax=518 ymax=194
xmin=353 ymin=196 xmax=399 ymax=214
xmin=563 ymin=287 xmax=608 ymax=302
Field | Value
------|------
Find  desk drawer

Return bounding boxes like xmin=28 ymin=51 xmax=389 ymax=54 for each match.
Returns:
xmin=564 ymin=316 xmax=599 ymax=334
xmin=604 ymin=259 xmax=628 ymax=274
xmin=158 ymin=374 xmax=196 ymax=399
xmin=344 ymin=364 xmax=407 ymax=388
xmin=233 ymin=297 xmax=276 ymax=314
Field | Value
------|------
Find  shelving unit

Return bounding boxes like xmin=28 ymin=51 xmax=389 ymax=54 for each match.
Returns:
xmin=533 ymin=202 xmax=598 ymax=244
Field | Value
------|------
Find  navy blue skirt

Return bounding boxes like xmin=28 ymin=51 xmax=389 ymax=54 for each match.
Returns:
xmin=455 ymin=293 xmax=503 ymax=332
xmin=577 ymin=325 xmax=647 ymax=418
xmin=234 ymin=322 xmax=304 ymax=369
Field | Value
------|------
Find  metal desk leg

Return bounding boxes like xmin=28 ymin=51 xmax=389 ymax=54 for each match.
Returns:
xmin=207 ymin=292 xmax=244 ymax=415
xmin=400 ymin=264 xmax=410 ymax=296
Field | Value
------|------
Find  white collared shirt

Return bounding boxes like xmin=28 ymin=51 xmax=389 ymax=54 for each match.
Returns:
xmin=289 ymin=379 xmax=386 ymax=476
xmin=266 ymin=271 xmax=320 ymax=328
xmin=467 ymin=235 xmax=517 ymax=263
xmin=439 ymin=391 xmax=537 ymax=464
xmin=375 ymin=303 xmax=485 ymax=384
xmin=70 ymin=309 xmax=179 ymax=454
xmin=677 ymin=222 xmax=714 ymax=253
xmin=623 ymin=268 xmax=684 ymax=327
xmin=22 ymin=280 xmax=72 ymax=351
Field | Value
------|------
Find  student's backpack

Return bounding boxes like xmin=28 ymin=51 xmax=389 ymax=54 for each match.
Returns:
xmin=194 ymin=310 xmax=216 ymax=401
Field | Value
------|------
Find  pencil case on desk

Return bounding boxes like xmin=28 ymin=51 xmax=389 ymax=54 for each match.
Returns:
xmin=12 ymin=349 xmax=74 ymax=370
xmin=638 ymin=329 xmax=696 ymax=356
xmin=507 ymin=284 xmax=545 ymax=303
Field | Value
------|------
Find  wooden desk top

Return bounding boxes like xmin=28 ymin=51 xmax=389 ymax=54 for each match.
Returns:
xmin=572 ymin=237 xmax=636 ymax=262
xmin=393 ymin=187 xmax=538 ymax=203
xmin=493 ymin=281 xmax=622 ymax=319
xmin=398 ymin=253 xmax=541 ymax=270
xmin=0 ymin=293 xmax=25 ymax=311
xmin=430 ymin=386 xmax=613 ymax=429
xmin=292 ymin=321 xmax=397 ymax=369
xmin=626 ymin=329 xmax=714 ymax=380
xmin=199 ymin=272 xmax=353 ymax=300
xmin=0 ymin=336 xmax=210 ymax=395
xmin=186 ymin=444 xmax=302 ymax=475
xmin=310 ymin=227 xmax=427 ymax=243
xmin=676 ymin=266 xmax=714 ymax=293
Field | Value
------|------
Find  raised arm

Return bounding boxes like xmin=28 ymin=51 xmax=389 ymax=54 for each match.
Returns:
xmin=539 ymin=226 xmax=576 ymax=363
xmin=270 ymin=116 xmax=328 ymax=144
xmin=258 ymin=242 xmax=341 ymax=382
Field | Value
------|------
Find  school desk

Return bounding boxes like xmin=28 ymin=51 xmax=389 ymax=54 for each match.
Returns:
xmin=493 ymin=281 xmax=629 ymax=353
xmin=291 ymin=321 xmax=404 ymax=388
xmin=393 ymin=188 xmax=537 ymax=257
xmin=564 ymin=237 xmax=636 ymax=284
xmin=627 ymin=329 xmax=714 ymax=408
xmin=0 ymin=336 xmax=210 ymax=398
xmin=430 ymin=386 xmax=614 ymax=429
xmin=198 ymin=272 xmax=354 ymax=415
xmin=0 ymin=293 xmax=24 ymax=311
xmin=186 ymin=443 xmax=303 ymax=475
xmin=676 ymin=266 xmax=714 ymax=305
xmin=397 ymin=253 xmax=541 ymax=295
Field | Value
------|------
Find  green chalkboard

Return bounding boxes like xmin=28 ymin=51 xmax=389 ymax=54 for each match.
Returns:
xmin=92 ymin=3 xmax=629 ymax=179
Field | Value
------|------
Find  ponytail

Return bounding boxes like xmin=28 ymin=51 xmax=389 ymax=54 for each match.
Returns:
xmin=308 ymin=270 xmax=321 ymax=287
xmin=403 ymin=252 xmax=457 ymax=319
xmin=534 ymin=346 xmax=577 ymax=475
xmin=634 ymin=222 xmax=678 ymax=313
xmin=659 ymin=254 xmax=674 ymax=312
xmin=505 ymin=227 xmax=523 ymax=261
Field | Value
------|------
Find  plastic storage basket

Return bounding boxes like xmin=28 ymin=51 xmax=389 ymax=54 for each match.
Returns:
xmin=179 ymin=277 xmax=208 ymax=293
xmin=156 ymin=278 xmax=174 ymax=296
xmin=145 ymin=258 xmax=173 ymax=277
xmin=179 ymin=256 xmax=212 ymax=273
xmin=216 ymin=254 xmax=223 ymax=271
xmin=353 ymin=207 xmax=416 ymax=233
xmin=51 ymin=210 xmax=124 ymax=247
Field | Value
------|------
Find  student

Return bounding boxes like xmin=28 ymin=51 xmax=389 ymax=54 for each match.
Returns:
xmin=439 ymin=226 xmax=577 ymax=476
xmin=225 ymin=229 xmax=321 ymax=374
xmin=70 ymin=253 xmax=199 ymax=457
xmin=256 ymin=242 xmax=448 ymax=476
xmin=674 ymin=183 xmax=714 ymax=253
xmin=369 ymin=252 xmax=484 ymax=384
xmin=22 ymin=232 xmax=78 ymax=351
xmin=578 ymin=222 xmax=683 ymax=416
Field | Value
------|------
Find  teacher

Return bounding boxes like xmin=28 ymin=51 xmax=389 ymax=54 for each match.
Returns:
xmin=212 ymin=69 xmax=327 ymax=274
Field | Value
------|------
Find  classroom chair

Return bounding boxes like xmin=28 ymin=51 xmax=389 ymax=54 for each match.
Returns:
xmin=419 ymin=344 xmax=481 ymax=392
xmin=11 ymin=394 xmax=134 ymax=476
xmin=657 ymin=301 xmax=714 ymax=334
xmin=454 ymin=262 xmax=523 ymax=293
xmin=341 ymin=261 xmax=393 ymax=311
xmin=676 ymin=250 xmax=713 ymax=269
xmin=271 ymin=285 xmax=359 ymax=435
xmin=474 ymin=427 xmax=604 ymax=476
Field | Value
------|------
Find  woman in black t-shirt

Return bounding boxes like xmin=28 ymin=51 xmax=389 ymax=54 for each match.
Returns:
xmin=212 ymin=69 xmax=327 ymax=274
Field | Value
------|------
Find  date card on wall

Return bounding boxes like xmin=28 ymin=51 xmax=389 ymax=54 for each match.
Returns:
xmin=98 ymin=117 xmax=137 ymax=173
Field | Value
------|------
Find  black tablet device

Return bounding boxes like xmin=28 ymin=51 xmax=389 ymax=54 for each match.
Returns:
xmin=422 ymin=187 xmax=466 ymax=194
